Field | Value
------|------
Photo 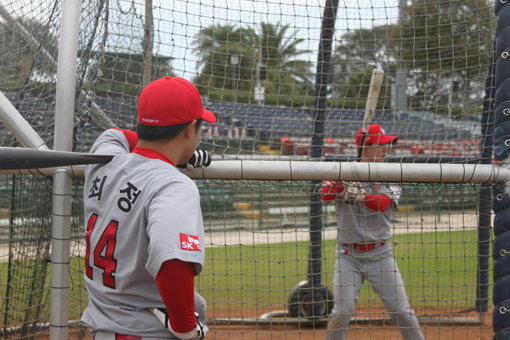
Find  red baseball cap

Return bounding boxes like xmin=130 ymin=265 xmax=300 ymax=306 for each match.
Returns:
xmin=356 ymin=124 xmax=398 ymax=147
xmin=138 ymin=76 xmax=216 ymax=126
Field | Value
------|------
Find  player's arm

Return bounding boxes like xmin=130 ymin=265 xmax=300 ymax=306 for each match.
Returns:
xmin=321 ymin=181 xmax=344 ymax=203
xmin=90 ymin=128 xmax=138 ymax=155
xmin=363 ymin=194 xmax=393 ymax=212
xmin=148 ymin=182 xmax=207 ymax=338
xmin=340 ymin=182 xmax=392 ymax=210
xmin=155 ymin=259 xmax=204 ymax=339
xmin=112 ymin=128 xmax=138 ymax=152
xmin=364 ymin=184 xmax=400 ymax=212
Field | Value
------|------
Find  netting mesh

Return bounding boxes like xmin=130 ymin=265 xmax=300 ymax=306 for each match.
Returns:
xmin=0 ymin=175 xmax=52 ymax=338
xmin=0 ymin=0 xmax=497 ymax=339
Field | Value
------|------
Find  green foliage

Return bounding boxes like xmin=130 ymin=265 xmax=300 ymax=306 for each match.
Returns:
xmin=330 ymin=0 xmax=493 ymax=116
xmin=401 ymin=0 xmax=492 ymax=75
xmin=0 ymin=17 xmax=59 ymax=88
xmin=192 ymin=23 xmax=257 ymax=92
xmin=200 ymin=88 xmax=315 ymax=107
xmin=85 ymin=80 xmax=142 ymax=97
xmin=258 ymin=22 xmax=313 ymax=86
xmin=192 ymin=22 xmax=313 ymax=103
xmin=434 ymin=105 xmax=464 ymax=120
xmin=331 ymin=67 xmax=391 ymax=109
xmin=86 ymin=52 xmax=174 ymax=94
xmin=399 ymin=0 xmax=493 ymax=112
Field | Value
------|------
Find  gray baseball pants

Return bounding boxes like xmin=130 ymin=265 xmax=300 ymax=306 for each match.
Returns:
xmin=326 ymin=243 xmax=425 ymax=340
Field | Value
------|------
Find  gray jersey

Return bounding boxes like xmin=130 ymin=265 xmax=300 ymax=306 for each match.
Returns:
xmin=328 ymin=182 xmax=424 ymax=340
xmin=81 ymin=129 xmax=205 ymax=338
xmin=334 ymin=182 xmax=401 ymax=243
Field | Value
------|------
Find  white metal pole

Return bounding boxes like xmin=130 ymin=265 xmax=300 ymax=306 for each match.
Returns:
xmin=195 ymin=160 xmax=510 ymax=183
xmin=2 ymin=161 xmax=509 ymax=184
xmin=0 ymin=91 xmax=48 ymax=150
xmin=50 ymin=1 xmax=81 ymax=339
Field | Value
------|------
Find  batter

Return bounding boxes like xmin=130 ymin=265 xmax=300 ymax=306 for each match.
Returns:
xmin=323 ymin=124 xmax=425 ymax=340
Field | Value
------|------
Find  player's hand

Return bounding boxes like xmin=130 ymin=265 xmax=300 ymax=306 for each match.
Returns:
xmin=177 ymin=146 xmax=211 ymax=171
xmin=321 ymin=181 xmax=344 ymax=203
xmin=195 ymin=312 xmax=208 ymax=339
xmin=343 ymin=182 xmax=365 ymax=204
xmin=150 ymin=308 xmax=208 ymax=339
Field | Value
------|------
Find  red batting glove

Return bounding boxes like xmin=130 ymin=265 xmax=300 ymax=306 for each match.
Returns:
xmin=321 ymin=181 xmax=344 ymax=203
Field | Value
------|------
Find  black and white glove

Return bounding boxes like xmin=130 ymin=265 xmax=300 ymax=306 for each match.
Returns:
xmin=177 ymin=146 xmax=211 ymax=170
xmin=343 ymin=181 xmax=366 ymax=204
xmin=195 ymin=312 xmax=207 ymax=339
xmin=150 ymin=308 xmax=208 ymax=340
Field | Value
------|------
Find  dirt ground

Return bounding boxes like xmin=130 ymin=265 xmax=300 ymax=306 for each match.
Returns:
xmin=206 ymin=309 xmax=493 ymax=340
xmin=46 ymin=308 xmax=493 ymax=340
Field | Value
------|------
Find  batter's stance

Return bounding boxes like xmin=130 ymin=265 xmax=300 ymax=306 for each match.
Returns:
xmin=82 ymin=76 xmax=215 ymax=339
xmin=323 ymin=124 xmax=425 ymax=340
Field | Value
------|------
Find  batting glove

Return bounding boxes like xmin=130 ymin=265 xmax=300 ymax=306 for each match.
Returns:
xmin=321 ymin=181 xmax=344 ymax=203
xmin=177 ymin=146 xmax=211 ymax=171
xmin=343 ymin=182 xmax=366 ymax=204
xmin=195 ymin=312 xmax=208 ymax=339
xmin=149 ymin=308 xmax=208 ymax=340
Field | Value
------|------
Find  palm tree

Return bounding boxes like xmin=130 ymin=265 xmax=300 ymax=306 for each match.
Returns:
xmin=248 ymin=22 xmax=314 ymax=102
xmin=192 ymin=23 xmax=257 ymax=93
xmin=257 ymin=22 xmax=313 ymax=90
xmin=192 ymin=22 xmax=313 ymax=104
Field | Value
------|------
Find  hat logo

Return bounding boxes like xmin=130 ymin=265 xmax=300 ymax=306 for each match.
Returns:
xmin=141 ymin=118 xmax=159 ymax=124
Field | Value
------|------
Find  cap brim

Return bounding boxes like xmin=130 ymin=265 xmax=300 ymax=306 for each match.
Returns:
xmin=377 ymin=135 xmax=398 ymax=145
xmin=201 ymin=109 xmax=216 ymax=123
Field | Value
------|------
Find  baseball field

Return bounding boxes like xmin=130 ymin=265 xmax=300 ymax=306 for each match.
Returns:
xmin=0 ymin=1 xmax=501 ymax=338
xmin=0 ymin=211 xmax=493 ymax=338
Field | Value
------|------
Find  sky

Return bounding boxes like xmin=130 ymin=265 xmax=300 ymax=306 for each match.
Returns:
xmin=2 ymin=0 xmax=402 ymax=79
xmin=147 ymin=0 xmax=402 ymax=78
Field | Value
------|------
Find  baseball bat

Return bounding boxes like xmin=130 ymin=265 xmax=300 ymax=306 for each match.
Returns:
xmin=357 ymin=68 xmax=384 ymax=160
xmin=0 ymin=147 xmax=113 ymax=170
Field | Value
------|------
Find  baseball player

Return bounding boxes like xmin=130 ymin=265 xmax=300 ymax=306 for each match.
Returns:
xmin=324 ymin=124 xmax=425 ymax=340
xmin=82 ymin=76 xmax=215 ymax=340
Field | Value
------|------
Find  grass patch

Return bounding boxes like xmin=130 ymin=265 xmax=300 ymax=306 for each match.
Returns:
xmin=197 ymin=229 xmax=492 ymax=311
xmin=0 ymin=229 xmax=492 ymax=323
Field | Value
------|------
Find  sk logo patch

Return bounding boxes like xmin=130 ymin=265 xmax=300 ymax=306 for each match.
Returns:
xmin=180 ymin=233 xmax=201 ymax=251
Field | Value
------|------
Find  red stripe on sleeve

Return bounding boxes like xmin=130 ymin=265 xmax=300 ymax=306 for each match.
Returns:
xmin=112 ymin=128 xmax=138 ymax=152
xmin=156 ymin=259 xmax=196 ymax=333
xmin=364 ymin=194 xmax=392 ymax=212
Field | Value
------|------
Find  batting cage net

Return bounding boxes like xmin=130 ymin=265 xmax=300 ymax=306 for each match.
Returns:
xmin=0 ymin=0 xmax=499 ymax=339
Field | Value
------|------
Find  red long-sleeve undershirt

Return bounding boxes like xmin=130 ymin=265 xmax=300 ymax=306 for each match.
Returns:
xmin=363 ymin=194 xmax=392 ymax=211
xmin=156 ymin=259 xmax=196 ymax=333
xmin=321 ymin=181 xmax=344 ymax=202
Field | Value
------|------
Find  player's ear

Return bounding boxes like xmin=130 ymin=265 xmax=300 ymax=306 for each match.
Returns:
xmin=182 ymin=120 xmax=198 ymax=139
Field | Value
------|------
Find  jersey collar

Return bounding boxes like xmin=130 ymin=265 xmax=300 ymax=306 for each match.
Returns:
xmin=132 ymin=146 xmax=175 ymax=166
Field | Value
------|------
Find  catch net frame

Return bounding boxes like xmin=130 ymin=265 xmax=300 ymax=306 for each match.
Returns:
xmin=0 ymin=0 xmax=500 ymax=339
